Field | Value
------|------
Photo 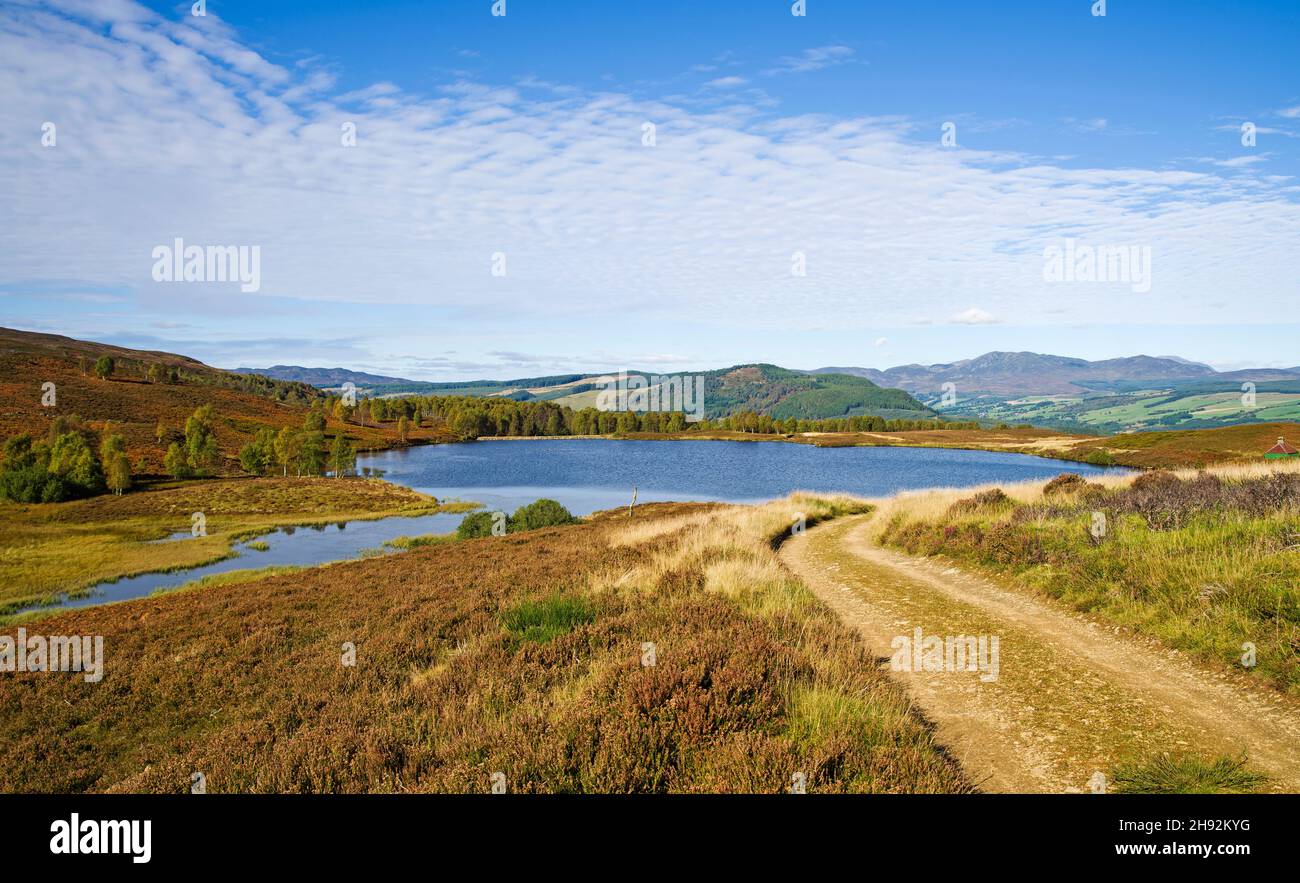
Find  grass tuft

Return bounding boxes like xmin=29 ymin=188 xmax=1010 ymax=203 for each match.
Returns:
xmin=1111 ymin=753 xmax=1267 ymax=794
xmin=501 ymin=593 xmax=597 ymax=644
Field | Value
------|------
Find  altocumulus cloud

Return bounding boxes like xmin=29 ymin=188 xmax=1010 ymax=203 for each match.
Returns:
xmin=1 ymin=0 xmax=1298 ymax=336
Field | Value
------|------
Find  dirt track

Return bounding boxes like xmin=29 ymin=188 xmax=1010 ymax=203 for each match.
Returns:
xmin=781 ymin=514 xmax=1300 ymax=793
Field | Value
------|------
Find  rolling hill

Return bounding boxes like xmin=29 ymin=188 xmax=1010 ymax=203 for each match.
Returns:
xmin=813 ymin=352 xmax=1236 ymax=396
xmin=239 ymin=362 xmax=935 ymax=421
xmin=812 ymin=352 xmax=1300 ymax=433
xmin=0 ymin=328 xmax=440 ymax=475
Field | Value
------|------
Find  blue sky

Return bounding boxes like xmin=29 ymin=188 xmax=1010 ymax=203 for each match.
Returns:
xmin=1 ymin=0 xmax=1297 ymax=377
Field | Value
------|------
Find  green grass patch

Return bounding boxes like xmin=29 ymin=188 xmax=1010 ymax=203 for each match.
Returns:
xmin=783 ymin=684 xmax=893 ymax=750
xmin=502 ymin=593 xmax=597 ymax=644
xmin=384 ymin=533 xmax=455 ymax=550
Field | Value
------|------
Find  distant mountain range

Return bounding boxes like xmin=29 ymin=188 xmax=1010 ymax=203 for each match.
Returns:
xmin=233 ymin=365 xmax=413 ymax=387
xmin=238 ymin=351 xmax=1300 ymax=432
xmin=237 ymin=363 xmax=934 ymax=421
xmin=242 ymin=351 xmax=1300 ymax=400
xmin=810 ymin=352 xmax=1300 ymax=397
xmin=2 ymin=328 xmax=1293 ymax=437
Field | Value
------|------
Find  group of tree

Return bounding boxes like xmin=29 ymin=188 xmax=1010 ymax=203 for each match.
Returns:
xmin=77 ymin=352 xmax=318 ymax=405
xmin=161 ymin=405 xmax=220 ymax=478
xmin=345 ymin=393 xmax=984 ymax=442
xmin=0 ymin=415 xmax=130 ymax=502
xmin=0 ymin=394 xmax=368 ymax=502
xmin=237 ymin=407 xmax=356 ymax=478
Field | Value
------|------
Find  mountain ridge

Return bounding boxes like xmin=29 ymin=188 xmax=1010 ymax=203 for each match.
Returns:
xmin=810 ymin=351 xmax=1299 ymax=396
xmin=242 ymin=351 xmax=1300 ymax=400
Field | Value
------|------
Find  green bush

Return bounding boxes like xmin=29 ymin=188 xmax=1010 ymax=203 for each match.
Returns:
xmin=1083 ymin=448 xmax=1116 ymax=466
xmin=457 ymin=510 xmax=501 ymax=539
xmin=509 ymin=498 xmax=576 ymax=532
xmin=457 ymin=500 xmax=578 ymax=539
xmin=0 ymin=432 xmax=102 ymax=502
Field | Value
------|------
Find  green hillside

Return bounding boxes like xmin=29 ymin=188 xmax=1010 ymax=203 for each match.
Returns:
xmin=350 ymin=363 xmax=934 ymax=422
xmin=702 ymin=364 xmax=931 ymax=420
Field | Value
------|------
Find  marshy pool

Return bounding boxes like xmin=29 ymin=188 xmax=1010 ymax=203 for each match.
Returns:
xmin=27 ymin=511 xmax=465 ymax=613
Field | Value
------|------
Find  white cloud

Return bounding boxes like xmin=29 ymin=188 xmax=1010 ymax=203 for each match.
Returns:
xmin=0 ymin=0 xmax=1297 ymax=350
xmin=1213 ymin=155 xmax=1268 ymax=168
xmin=1064 ymin=117 xmax=1108 ymax=132
xmin=765 ymin=45 xmax=856 ymax=76
xmin=949 ymin=308 xmax=999 ymax=326
xmin=1214 ymin=122 xmax=1297 ymax=139
xmin=705 ymin=76 xmax=747 ymax=89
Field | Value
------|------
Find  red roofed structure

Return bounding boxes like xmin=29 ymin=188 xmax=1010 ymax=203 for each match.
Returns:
xmin=1265 ymin=437 xmax=1298 ymax=459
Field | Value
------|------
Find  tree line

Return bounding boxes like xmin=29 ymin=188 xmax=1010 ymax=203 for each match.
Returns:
xmin=83 ymin=353 xmax=319 ymax=405
xmin=348 ymin=393 xmax=984 ymax=440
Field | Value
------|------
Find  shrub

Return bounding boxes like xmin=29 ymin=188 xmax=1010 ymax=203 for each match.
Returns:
xmin=1129 ymin=470 xmax=1179 ymax=491
xmin=47 ymin=432 xmax=104 ymax=496
xmin=0 ymin=464 xmax=68 ymax=503
xmin=509 ymin=498 xmax=577 ymax=532
xmin=456 ymin=500 xmax=578 ymax=539
xmin=0 ymin=430 xmax=109 ymax=502
xmin=457 ymin=510 xmax=501 ymax=539
xmin=947 ymin=487 xmax=1012 ymax=516
xmin=1043 ymin=472 xmax=1086 ymax=496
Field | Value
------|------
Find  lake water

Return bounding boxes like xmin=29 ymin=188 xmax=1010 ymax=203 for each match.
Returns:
xmin=38 ymin=439 xmax=1123 ymax=613
xmin=358 ymin=438 xmax=1125 ymax=516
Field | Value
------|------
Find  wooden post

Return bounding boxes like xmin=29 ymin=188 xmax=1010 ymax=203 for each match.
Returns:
xmin=628 ymin=486 xmax=637 ymax=518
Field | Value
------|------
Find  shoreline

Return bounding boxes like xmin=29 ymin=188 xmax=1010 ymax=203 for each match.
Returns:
xmin=468 ymin=429 xmax=1120 ymax=469
xmin=423 ymin=420 xmax=1300 ymax=471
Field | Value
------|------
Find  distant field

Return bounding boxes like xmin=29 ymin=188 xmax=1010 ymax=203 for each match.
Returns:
xmin=940 ymin=382 xmax=1300 ymax=434
xmin=1068 ymin=422 xmax=1300 ymax=469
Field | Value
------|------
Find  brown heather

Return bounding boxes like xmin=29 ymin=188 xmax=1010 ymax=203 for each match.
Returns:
xmin=0 ymin=341 xmax=449 ymax=477
xmin=0 ymin=497 xmax=971 ymax=794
